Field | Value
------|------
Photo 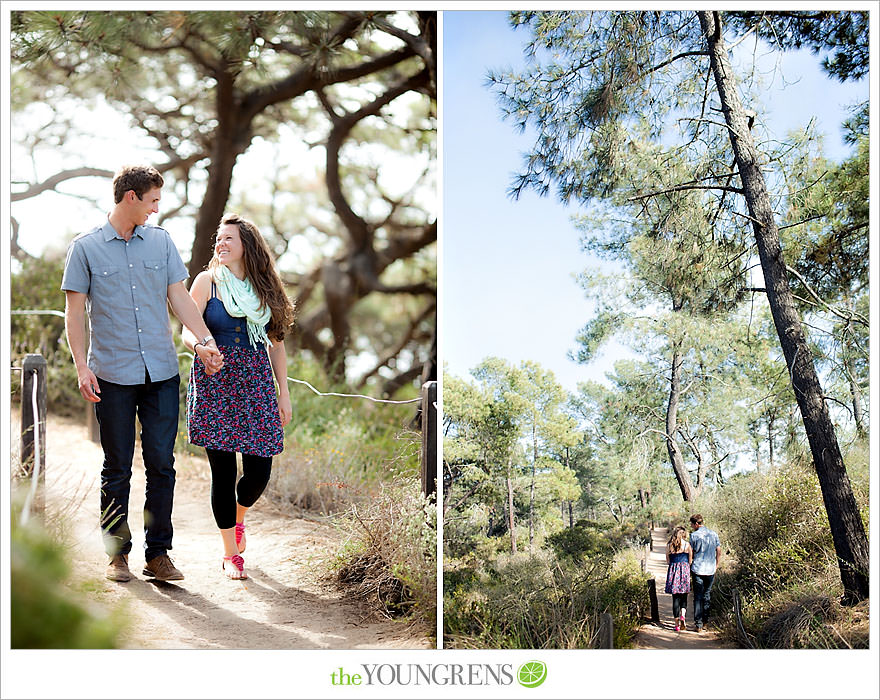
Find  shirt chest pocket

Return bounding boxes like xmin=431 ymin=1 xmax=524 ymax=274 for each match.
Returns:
xmin=141 ymin=259 xmax=168 ymax=292
xmin=92 ymin=266 xmax=121 ymax=292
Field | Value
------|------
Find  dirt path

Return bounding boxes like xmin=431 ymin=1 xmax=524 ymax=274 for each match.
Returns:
xmin=25 ymin=410 xmax=432 ymax=649
xmin=635 ymin=527 xmax=729 ymax=650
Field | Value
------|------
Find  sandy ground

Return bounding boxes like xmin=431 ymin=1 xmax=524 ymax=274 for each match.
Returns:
xmin=18 ymin=410 xmax=432 ymax=650
xmin=635 ymin=528 xmax=731 ymax=650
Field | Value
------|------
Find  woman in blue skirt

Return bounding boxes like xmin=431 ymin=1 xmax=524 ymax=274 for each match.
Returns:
xmin=665 ymin=525 xmax=693 ymax=631
xmin=183 ymin=213 xmax=295 ymax=580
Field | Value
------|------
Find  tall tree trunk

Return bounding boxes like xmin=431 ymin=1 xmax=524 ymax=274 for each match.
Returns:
xmin=700 ymin=10 xmax=869 ymax=603
xmin=506 ymin=462 xmax=517 ymax=555
xmin=528 ymin=427 xmax=537 ymax=552
xmin=666 ymin=340 xmax=693 ymax=501
xmin=768 ymin=413 xmax=775 ymax=472
xmin=568 ymin=500 xmax=574 ymax=528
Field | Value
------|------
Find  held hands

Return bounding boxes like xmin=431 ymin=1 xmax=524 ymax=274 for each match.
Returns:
xmin=196 ymin=341 xmax=224 ymax=375
xmin=76 ymin=366 xmax=101 ymax=403
xmin=278 ymin=394 xmax=292 ymax=427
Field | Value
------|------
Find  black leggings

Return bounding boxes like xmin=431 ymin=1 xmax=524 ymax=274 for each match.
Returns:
xmin=205 ymin=448 xmax=272 ymax=529
xmin=672 ymin=593 xmax=689 ymax=619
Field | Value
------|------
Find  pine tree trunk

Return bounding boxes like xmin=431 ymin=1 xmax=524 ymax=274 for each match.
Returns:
xmin=700 ymin=10 xmax=869 ymax=603
xmin=528 ymin=429 xmax=537 ymax=552
xmin=666 ymin=341 xmax=694 ymax=501
xmin=507 ymin=467 xmax=517 ymax=555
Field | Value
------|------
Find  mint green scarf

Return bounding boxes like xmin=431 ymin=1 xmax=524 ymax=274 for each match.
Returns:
xmin=213 ymin=265 xmax=273 ymax=348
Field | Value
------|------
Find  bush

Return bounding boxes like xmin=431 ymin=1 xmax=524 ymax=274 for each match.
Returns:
xmin=546 ymin=519 xmax=612 ymax=562
xmin=332 ymin=479 xmax=436 ymax=631
xmin=265 ymin=356 xmax=422 ymax=514
xmin=710 ymin=463 xmax=835 ymax=594
xmin=706 ymin=460 xmax=869 ymax=648
xmin=11 ymin=501 xmax=126 ymax=648
xmin=11 ymin=256 xmax=84 ymax=417
xmin=443 ymin=550 xmax=649 ymax=649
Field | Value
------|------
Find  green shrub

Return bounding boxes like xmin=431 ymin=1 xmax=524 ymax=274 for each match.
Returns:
xmin=443 ymin=550 xmax=649 ymax=649
xmin=546 ymin=519 xmax=612 ymax=562
xmin=11 ymin=503 xmax=126 ymax=648
xmin=265 ymin=355 xmax=421 ymax=514
xmin=11 ymin=256 xmax=84 ymax=417
xmin=706 ymin=460 xmax=869 ymax=649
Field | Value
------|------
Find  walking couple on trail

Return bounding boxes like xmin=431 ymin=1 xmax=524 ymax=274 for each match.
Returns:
xmin=664 ymin=514 xmax=722 ymax=633
xmin=62 ymin=165 xmax=296 ymax=584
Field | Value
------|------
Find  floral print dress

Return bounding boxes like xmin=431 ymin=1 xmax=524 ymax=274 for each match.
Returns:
xmin=187 ymin=286 xmax=283 ymax=458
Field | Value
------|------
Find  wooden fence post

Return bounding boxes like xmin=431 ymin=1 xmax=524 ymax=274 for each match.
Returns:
xmin=648 ymin=577 xmax=660 ymax=624
xmin=599 ymin=613 xmax=614 ymax=648
xmin=20 ymin=353 xmax=48 ymax=516
xmin=420 ymin=380 xmax=437 ymax=499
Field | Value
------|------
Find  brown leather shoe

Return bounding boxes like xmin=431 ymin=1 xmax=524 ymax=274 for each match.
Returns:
xmin=106 ymin=554 xmax=132 ymax=582
xmin=143 ymin=554 xmax=184 ymax=581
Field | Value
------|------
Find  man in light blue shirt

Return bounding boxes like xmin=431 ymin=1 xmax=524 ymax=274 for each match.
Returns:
xmin=689 ymin=513 xmax=721 ymax=632
xmin=62 ymin=165 xmax=223 ymax=583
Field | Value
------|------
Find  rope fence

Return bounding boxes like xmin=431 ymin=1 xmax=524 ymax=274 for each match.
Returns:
xmin=179 ymin=351 xmax=423 ymax=405
xmin=13 ymin=335 xmax=438 ymax=500
xmin=12 ymin=309 xmax=66 ymax=318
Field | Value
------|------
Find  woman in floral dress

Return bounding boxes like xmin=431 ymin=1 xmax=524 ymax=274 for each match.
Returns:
xmin=665 ymin=525 xmax=693 ymax=631
xmin=184 ymin=213 xmax=295 ymax=580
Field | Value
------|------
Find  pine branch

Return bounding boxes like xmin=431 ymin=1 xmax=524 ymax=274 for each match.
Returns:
xmin=627 ymin=182 xmax=743 ymax=202
xmin=785 ymin=265 xmax=869 ymax=327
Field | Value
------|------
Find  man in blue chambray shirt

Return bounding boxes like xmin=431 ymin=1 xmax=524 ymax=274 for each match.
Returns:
xmin=62 ymin=165 xmax=223 ymax=583
xmin=689 ymin=513 xmax=721 ymax=632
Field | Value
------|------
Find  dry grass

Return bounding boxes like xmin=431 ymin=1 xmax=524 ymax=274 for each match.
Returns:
xmin=331 ymin=478 xmax=436 ymax=631
xmin=758 ymin=593 xmax=869 ymax=649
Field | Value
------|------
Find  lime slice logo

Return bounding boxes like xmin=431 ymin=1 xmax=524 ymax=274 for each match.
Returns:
xmin=517 ymin=660 xmax=547 ymax=688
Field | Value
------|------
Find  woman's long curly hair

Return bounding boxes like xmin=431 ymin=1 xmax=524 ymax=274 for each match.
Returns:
xmin=208 ymin=213 xmax=296 ymax=342
xmin=667 ymin=525 xmax=688 ymax=554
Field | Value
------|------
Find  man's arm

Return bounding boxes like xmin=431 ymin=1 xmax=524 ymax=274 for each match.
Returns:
xmin=64 ymin=291 xmax=100 ymax=402
xmin=715 ymin=546 xmax=722 ymax=568
xmin=166 ymin=281 xmax=223 ymax=368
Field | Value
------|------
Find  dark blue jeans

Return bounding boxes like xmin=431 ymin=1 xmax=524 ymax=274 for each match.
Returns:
xmin=692 ymin=572 xmax=715 ymax=627
xmin=95 ymin=373 xmax=179 ymax=561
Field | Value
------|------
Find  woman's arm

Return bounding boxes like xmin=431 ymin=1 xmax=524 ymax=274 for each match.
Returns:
xmin=178 ymin=271 xmax=223 ymax=374
xmin=268 ymin=337 xmax=292 ymax=426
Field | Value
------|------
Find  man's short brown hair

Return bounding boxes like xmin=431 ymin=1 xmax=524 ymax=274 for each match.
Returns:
xmin=690 ymin=514 xmax=704 ymax=526
xmin=113 ymin=165 xmax=164 ymax=203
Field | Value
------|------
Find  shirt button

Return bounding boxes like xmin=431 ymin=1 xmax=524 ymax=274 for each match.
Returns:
xmin=235 ymin=326 xmax=241 ymax=331
xmin=132 ymin=285 xmax=136 ymax=289
xmin=234 ymin=338 xmax=240 ymax=343
xmin=129 ymin=264 xmax=133 ymax=268
xmin=141 ymin=350 xmax=145 ymax=354
xmin=135 ymin=307 xmax=139 ymax=311
xmin=138 ymin=329 xmax=142 ymax=333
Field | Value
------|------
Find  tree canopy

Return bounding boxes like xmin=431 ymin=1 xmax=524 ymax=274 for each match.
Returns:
xmin=11 ymin=10 xmax=436 ymax=389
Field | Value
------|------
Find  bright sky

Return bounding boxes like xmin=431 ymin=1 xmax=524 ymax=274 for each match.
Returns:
xmin=442 ymin=10 xmax=870 ymax=394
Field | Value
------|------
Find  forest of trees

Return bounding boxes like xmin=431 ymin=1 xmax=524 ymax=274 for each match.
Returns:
xmin=444 ymin=9 xmax=868 ymax=649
